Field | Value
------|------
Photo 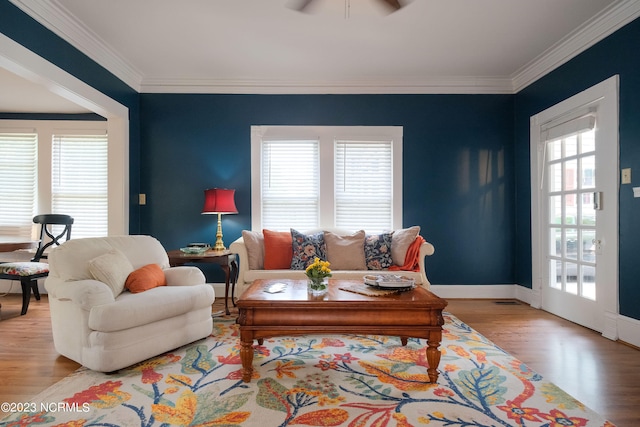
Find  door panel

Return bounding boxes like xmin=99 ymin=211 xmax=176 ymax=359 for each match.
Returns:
xmin=530 ymin=76 xmax=619 ymax=338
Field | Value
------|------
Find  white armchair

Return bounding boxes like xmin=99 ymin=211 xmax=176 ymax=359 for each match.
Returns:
xmin=45 ymin=235 xmax=215 ymax=372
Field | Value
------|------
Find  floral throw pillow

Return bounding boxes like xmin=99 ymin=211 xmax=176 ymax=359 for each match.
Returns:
xmin=290 ymin=229 xmax=327 ymax=270
xmin=364 ymin=232 xmax=393 ymax=270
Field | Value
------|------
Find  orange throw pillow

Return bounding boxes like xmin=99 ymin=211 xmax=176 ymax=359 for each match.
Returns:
xmin=125 ymin=264 xmax=167 ymax=293
xmin=263 ymin=229 xmax=293 ymax=269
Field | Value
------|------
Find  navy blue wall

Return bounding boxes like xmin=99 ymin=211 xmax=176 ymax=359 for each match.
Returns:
xmin=139 ymin=94 xmax=515 ymax=285
xmin=514 ymin=17 xmax=640 ymax=320
xmin=0 ymin=0 xmax=142 ymax=232
xmin=3 ymin=0 xmax=639 ymax=320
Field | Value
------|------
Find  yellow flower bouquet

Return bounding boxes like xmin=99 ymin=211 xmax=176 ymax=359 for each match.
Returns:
xmin=305 ymin=257 xmax=332 ymax=294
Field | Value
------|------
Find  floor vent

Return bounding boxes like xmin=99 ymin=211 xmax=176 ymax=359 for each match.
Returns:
xmin=494 ymin=300 xmax=520 ymax=305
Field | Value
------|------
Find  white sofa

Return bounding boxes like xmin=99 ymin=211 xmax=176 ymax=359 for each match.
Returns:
xmin=45 ymin=235 xmax=215 ymax=372
xmin=230 ymin=227 xmax=434 ymax=295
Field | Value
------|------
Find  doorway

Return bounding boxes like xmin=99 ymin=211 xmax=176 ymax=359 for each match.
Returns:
xmin=530 ymin=76 xmax=619 ymax=340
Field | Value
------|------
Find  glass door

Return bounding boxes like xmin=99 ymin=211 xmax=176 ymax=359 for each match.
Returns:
xmin=547 ymin=129 xmax=597 ymax=301
xmin=530 ymin=76 xmax=619 ymax=338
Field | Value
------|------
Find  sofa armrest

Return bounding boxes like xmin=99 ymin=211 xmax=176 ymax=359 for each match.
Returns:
xmin=164 ymin=266 xmax=206 ymax=287
xmin=45 ymin=278 xmax=115 ymax=310
xmin=229 ymin=236 xmax=249 ymax=285
xmin=418 ymin=239 xmax=435 ymax=287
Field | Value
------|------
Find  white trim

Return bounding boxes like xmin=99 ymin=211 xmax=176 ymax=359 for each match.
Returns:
xmin=618 ymin=315 xmax=640 ymax=348
xmin=140 ymin=77 xmax=514 ymax=95
xmin=0 ymin=32 xmax=130 ymax=236
xmin=9 ymin=0 xmax=640 ymax=95
xmin=513 ymin=0 xmax=640 ymax=92
xmin=7 ymin=281 xmax=640 ymax=347
xmin=8 ymin=0 xmax=143 ymax=91
xmin=530 ymin=76 xmax=619 ymax=338
xmin=250 ymin=125 xmax=403 ymax=232
xmin=430 ymin=284 xmax=532 ymax=303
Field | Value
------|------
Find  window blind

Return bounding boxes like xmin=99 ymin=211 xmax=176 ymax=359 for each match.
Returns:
xmin=261 ymin=139 xmax=319 ymax=231
xmin=0 ymin=133 xmax=37 ymax=238
xmin=335 ymin=140 xmax=393 ymax=232
xmin=541 ymin=110 xmax=596 ymax=143
xmin=52 ymin=134 xmax=108 ymax=238
xmin=539 ymin=109 xmax=597 ymax=190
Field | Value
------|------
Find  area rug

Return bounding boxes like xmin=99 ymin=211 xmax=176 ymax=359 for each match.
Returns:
xmin=1 ymin=313 xmax=614 ymax=427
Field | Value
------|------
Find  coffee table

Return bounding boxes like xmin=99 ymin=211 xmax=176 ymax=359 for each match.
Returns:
xmin=236 ymin=278 xmax=448 ymax=383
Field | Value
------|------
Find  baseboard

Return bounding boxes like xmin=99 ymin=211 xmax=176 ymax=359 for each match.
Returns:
xmin=430 ymin=284 xmax=533 ymax=304
xmin=0 ymin=282 xmax=534 ymax=299
xmin=5 ymin=281 xmax=640 ymax=346
xmin=618 ymin=314 xmax=640 ymax=348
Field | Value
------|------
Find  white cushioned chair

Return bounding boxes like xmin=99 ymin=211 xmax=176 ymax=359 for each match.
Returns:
xmin=45 ymin=235 xmax=215 ymax=372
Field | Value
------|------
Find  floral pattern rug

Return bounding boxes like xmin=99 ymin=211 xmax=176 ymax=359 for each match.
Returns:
xmin=1 ymin=314 xmax=614 ymax=427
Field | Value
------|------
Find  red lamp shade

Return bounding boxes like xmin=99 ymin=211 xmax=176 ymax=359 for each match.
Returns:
xmin=202 ymin=188 xmax=238 ymax=214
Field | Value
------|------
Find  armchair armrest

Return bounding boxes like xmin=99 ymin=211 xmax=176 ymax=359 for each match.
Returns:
xmin=164 ymin=266 xmax=206 ymax=287
xmin=46 ymin=279 xmax=115 ymax=310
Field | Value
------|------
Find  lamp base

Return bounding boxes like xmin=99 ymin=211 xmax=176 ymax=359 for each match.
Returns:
xmin=213 ymin=239 xmax=226 ymax=251
xmin=213 ymin=212 xmax=226 ymax=251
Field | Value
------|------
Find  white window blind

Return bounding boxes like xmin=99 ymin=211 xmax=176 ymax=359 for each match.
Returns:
xmin=261 ymin=139 xmax=319 ymax=231
xmin=52 ymin=134 xmax=108 ymax=238
xmin=335 ymin=140 xmax=392 ymax=231
xmin=0 ymin=133 xmax=38 ymax=238
xmin=541 ymin=110 xmax=596 ymax=142
xmin=252 ymin=126 xmax=402 ymax=232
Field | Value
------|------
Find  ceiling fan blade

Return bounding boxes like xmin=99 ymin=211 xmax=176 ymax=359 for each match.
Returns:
xmin=379 ymin=0 xmax=402 ymax=11
xmin=287 ymin=0 xmax=315 ymax=12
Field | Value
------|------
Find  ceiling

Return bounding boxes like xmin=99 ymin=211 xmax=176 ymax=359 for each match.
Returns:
xmin=2 ymin=0 xmax=639 ymax=113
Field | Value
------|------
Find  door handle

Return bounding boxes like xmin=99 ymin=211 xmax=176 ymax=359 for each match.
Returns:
xmin=593 ymin=191 xmax=603 ymax=210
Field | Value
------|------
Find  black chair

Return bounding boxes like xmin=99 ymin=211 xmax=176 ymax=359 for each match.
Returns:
xmin=0 ymin=214 xmax=73 ymax=315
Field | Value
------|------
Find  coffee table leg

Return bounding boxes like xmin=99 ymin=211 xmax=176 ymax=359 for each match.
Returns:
xmin=240 ymin=336 xmax=254 ymax=383
xmin=426 ymin=329 xmax=442 ymax=383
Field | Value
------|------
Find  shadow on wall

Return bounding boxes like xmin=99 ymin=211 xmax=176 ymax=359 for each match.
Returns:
xmin=457 ymin=147 xmax=506 ymax=223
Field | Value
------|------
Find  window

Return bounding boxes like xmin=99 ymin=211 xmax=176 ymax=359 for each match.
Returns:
xmin=0 ymin=120 xmax=108 ymax=240
xmin=251 ymin=126 xmax=402 ymax=232
xmin=52 ymin=134 xmax=108 ymax=238
xmin=0 ymin=133 xmax=37 ymax=237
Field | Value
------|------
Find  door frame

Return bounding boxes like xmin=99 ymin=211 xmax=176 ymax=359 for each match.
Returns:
xmin=530 ymin=75 xmax=619 ymax=340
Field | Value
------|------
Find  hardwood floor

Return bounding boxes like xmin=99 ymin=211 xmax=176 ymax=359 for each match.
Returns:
xmin=0 ymin=295 xmax=638 ymax=425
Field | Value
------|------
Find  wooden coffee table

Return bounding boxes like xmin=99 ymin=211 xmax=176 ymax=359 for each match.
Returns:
xmin=236 ymin=278 xmax=448 ymax=383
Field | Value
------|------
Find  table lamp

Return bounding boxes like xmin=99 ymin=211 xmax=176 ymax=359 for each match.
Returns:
xmin=202 ymin=188 xmax=238 ymax=251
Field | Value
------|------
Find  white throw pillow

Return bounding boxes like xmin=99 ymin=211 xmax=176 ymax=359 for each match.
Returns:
xmin=88 ymin=248 xmax=135 ymax=297
xmin=391 ymin=226 xmax=421 ymax=266
xmin=242 ymin=230 xmax=264 ymax=270
xmin=324 ymin=230 xmax=367 ymax=270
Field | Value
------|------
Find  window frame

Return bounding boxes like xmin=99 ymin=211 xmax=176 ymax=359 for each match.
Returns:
xmin=251 ymin=125 xmax=403 ymax=232
xmin=0 ymin=119 xmax=109 ymax=239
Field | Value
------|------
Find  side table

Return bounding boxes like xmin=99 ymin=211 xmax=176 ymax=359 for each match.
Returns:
xmin=167 ymin=249 xmax=238 ymax=315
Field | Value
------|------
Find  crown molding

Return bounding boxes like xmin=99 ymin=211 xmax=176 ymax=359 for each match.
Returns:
xmin=8 ymin=0 xmax=143 ymax=91
xmin=8 ymin=0 xmax=640 ymax=95
xmin=139 ymin=76 xmax=514 ymax=95
xmin=512 ymin=0 xmax=640 ymax=92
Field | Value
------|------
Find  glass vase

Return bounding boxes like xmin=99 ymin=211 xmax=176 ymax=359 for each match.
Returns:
xmin=307 ymin=277 xmax=328 ymax=296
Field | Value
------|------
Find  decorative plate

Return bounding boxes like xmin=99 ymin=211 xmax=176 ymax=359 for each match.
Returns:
xmin=363 ymin=274 xmax=415 ymax=289
xmin=180 ymin=247 xmax=207 ymax=254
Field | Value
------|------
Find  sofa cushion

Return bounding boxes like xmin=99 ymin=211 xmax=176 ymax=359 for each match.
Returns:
xmin=364 ymin=232 xmax=393 ymax=270
xmin=263 ymin=229 xmax=293 ymax=269
xmin=88 ymin=249 xmax=135 ymax=297
xmin=125 ymin=264 xmax=167 ymax=293
xmin=391 ymin=226 xmax=421 ymax=265
xmin=242 ymin=230 xmax=264 ymax=270
xmin=88 ymin=285 xmax=213 ymax=333
xmin=324 ymin=230 xmax=366 ymax=270
xmin=291 ymin=229 xmax=327 ymax=270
